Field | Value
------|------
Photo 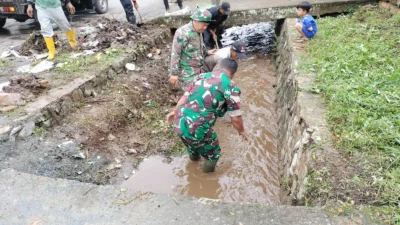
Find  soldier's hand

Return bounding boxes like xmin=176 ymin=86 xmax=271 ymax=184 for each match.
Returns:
xmin=133 ymin=2 xmax=139 ymax=10
xmin=207 ymin=49 xmax=217 ymax=55
xmin=66 ymin=2 xmax=75 ymax=15
xmin=169 ymin=76 xmax=179 ymax=86
xmin=166 ymin=111 xmax=176 ymax=123
xmin=27 ymin=5 xmax=33 ymax=18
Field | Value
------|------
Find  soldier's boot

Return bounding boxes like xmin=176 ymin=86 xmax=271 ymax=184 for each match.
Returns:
xmin=66 ymin=30 xmax=77 ymax=48
xmin=202 ymin=160 xmax=217 ymax=173
xmin=128 ymin=15 xmax=136 ymax=25
xmin=44 ymin=37 xmax=56 ymax=60
xmin=189 ymin=154 xmax=200 ymax=161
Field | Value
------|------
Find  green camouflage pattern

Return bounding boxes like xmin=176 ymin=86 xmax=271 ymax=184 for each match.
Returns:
xmin=190 ymin=9 xmax=212 ymax=22
xmin=174 ymin=71 xmax=242 ymax=162
xmin=170 ymin=22 xmax=208 ymax=85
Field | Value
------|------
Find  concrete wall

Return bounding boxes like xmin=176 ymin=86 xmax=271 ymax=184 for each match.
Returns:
xmin=150 ymin=0 xmax=374 ymax=28
xmin=276 ymin=19 xmax=333 ymax=204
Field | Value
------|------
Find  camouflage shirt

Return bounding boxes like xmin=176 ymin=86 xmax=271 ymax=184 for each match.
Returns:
xmin=170 ymin=22 xmax=208 ymax=82
xmin=174 ymin=71 xmax=242 ymax=140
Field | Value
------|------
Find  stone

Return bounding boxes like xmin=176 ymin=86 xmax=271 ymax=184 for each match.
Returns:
xmin=38 ymin=80 xmax=50 ymax=88
xmin=124 ymin=174 xmax=130 ymax=180
xmin=108 ymin=69 xmax=116 ymax=79
xmin=71 ymin=89 xmax=84 ymax=102
xmin=0 ymin=125 xmax=12 ymax=141
xmin=72 ymin=152 xmax=86 ymax=159
xmin=18 ymin=121 xmax=36 ymax=138
xmin=0 ymin=93 xmax=23 ymax=106
xmin=10 ymin=126 xmax=22 ymax=136
xmin=0 ymin=105 xmax=18 ymax=113
xmin=115 ymin=158 xmax=121 ymax=164
xmin=126 ymin=149 xmax=137 ymax=155
xmin=108 ymin=134 xmax=116 ymax=141
xmin=147 ymin=53 xmax=153 ymax=58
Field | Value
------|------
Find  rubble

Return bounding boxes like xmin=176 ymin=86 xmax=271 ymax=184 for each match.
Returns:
xmin=0 ymin=93 xmax=23 ymax=106
xmin=30 ymin=60 xmax=54 ymax=74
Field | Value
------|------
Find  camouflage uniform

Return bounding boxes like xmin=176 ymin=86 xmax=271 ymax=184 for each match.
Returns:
xmin=170 ymin=9 xmax=212 ymax=90
xmin=174 ymin=71 xmax=242 ymax=162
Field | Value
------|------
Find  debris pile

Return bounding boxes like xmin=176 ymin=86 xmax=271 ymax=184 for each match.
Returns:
xmin=3 ymin=75 xmax=50 ymax=101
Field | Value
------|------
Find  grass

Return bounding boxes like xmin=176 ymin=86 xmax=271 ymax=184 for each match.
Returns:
xmin=301 ymin=8 xmax=400 ymax=221
xmin=0 ymin=59 xmax=9 ymax=69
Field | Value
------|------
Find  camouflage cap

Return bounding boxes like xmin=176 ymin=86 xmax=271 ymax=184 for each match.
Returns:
xmin=190 ymin=9 xmax=212 ymax=22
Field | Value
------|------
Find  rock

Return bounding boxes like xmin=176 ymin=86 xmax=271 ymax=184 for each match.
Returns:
xmin=125 ymin=63 xmax=136 ymax=71
xmin=156 ymin=49 xmax=161 ymax=55
xmin=126 ymin=149 xmax=137 ymax=154
xmin=115 ymin=164 xmax=122 ymax=169
xmin=18 ymin=121 xmax=36 ymax=138
xmin=77 ymin=171 xmax=83 ymax=175
xmin=108 ymin=134 xmax=116 ymax=141
xmin=10 ymin=126 xmax=23 ymax=136
xmin=115 ymin=158 xmax=121 ymax=164
xmin=71 ymin=89 xmax=84 ymax=102
xmin=30 ymin=60 xmax=54 ymax=74
xmin=72 ymin=152 xmax=86 ymax=159
xmin=0 ymin=93 xmax=23 ymax=106
xmin=124 ymin=174 xmax=130 ymax=180
xmin=0 ymin=105 xmax=18 ymax=113
xmin=58 ymin=140 xmax=74 ymax=148
xmin=147 ymin=53 xmax=153 ymax=58
xmin=0 ymin=81 xmax=10 ymax=92
xmin=131 ymin=170 xmax=136 ymax=175
xmin=38 ymin=80 xmax=50 ymax=88
xmin=0 ymin=125 xmax=12 ymax=141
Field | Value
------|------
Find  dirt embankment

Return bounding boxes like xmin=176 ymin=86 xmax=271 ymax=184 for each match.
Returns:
xmin=1 ymin=18 xmax=183 ymax=185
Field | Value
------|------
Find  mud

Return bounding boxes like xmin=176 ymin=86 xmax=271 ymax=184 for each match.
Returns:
xmin=122 ymin=56 xmax=281 ymax=204
xmin=3 ymin=75 xmax=50 ymax=101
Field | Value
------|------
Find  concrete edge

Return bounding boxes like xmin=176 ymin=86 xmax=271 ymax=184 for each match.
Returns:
xmin=276 ymin=18 xmax=334 ymax=204
xmin=149 ymin=0 xmax=375 ymax=28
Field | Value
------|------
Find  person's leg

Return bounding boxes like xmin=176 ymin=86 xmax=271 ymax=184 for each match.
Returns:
xmin=47 ymin=6 xmax=76 ymax=48
xmin=36 ymin=7 xmax=56 ymax=60
xmin=295 ymin=22 xmax=308 ymax=40
xmin=180 ymin=136 xmax=201 ymax=161
xmin=163 ymin=0 xmax=169 ymax=11
xmin=120 ymin=0 xmax=136 ymax=24
xmin=177 ymin=0 xmax=183 ymax=9
xmin=203 ymin=29 xmax=214 ymax=50
xmin=199 ymin=130 xmax=221 ymax=173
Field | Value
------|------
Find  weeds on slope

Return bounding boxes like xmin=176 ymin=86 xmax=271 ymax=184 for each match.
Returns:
xmin=301 ymin=7 xmax=400 ymax=222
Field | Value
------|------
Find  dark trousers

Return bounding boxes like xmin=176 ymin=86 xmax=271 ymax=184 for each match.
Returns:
xmin=163 ymin=0 xmax=183 ymax=10
xmin=120 ymin=0 xmax=136 ymax=24
xmin=203 ymin=28 xmax=223 ymax=50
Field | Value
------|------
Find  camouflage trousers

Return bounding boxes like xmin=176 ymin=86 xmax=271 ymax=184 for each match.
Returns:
xmin=179 ymin=130 xmax=221 ymax=162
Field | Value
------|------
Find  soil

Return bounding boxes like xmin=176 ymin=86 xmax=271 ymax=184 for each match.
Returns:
xmin=0 ymin=17 xmax=183 ymax=185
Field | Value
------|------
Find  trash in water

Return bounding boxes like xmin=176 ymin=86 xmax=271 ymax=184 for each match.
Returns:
xmin=30 ymin=60 xmax=54 ymax=74
xmin=221 ymin=22 xmax=275 ymax=54
xmin=16 ymin=65 xmax=32 ymax=73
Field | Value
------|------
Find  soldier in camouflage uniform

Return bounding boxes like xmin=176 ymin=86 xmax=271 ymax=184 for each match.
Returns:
xmin=167 ymin=58 xmax=248 ymax=173
xmin=169 ymin=9 xmax=218 ymax=90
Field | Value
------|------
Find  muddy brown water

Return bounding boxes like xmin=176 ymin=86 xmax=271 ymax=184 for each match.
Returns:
xmin=122 ymin=56 xmax=280 ymax=204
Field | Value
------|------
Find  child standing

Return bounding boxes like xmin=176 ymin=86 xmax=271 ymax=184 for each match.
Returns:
xmin=295 ymin=1 xmax=318 ymax=39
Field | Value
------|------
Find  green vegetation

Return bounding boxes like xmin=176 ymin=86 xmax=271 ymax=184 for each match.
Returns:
xmin=0 ymin=59 xmax=9 ymax=68
xmin=302 ymin=8 xmax=399 ymax=221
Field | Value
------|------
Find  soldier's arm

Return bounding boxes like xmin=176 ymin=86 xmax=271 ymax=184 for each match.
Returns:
xmin=225 ymin=85 xmax=248 ymax=140
xmin=170 ymin=30 xmax=187 ymax=77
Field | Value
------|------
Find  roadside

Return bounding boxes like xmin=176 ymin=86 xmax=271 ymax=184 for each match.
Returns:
xmin=299 ymin=7 xmax=399 ymax=223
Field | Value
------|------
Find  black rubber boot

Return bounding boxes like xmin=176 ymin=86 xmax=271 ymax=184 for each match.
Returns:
xmin=202 ymin=160 xmax=217 ymax=173
xmin=189 ymin=154 xmax=200 ymax=161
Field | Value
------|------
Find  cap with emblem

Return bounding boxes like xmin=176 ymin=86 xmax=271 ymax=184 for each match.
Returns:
xmin=190 ymin=9 xmax=213 ymax=22
xmin=231 ymin=40 xmax=247 ymax=59
xmin=220 ymin=2 xmax=231 ymax=15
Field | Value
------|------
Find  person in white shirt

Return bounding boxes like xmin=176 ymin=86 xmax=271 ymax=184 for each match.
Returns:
xmin=202 ymin=40 xmax=247 ymax=73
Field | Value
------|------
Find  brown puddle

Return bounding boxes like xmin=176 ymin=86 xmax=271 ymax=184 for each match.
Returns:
xmin=121 ymin=56 xmax=280 ymax=204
